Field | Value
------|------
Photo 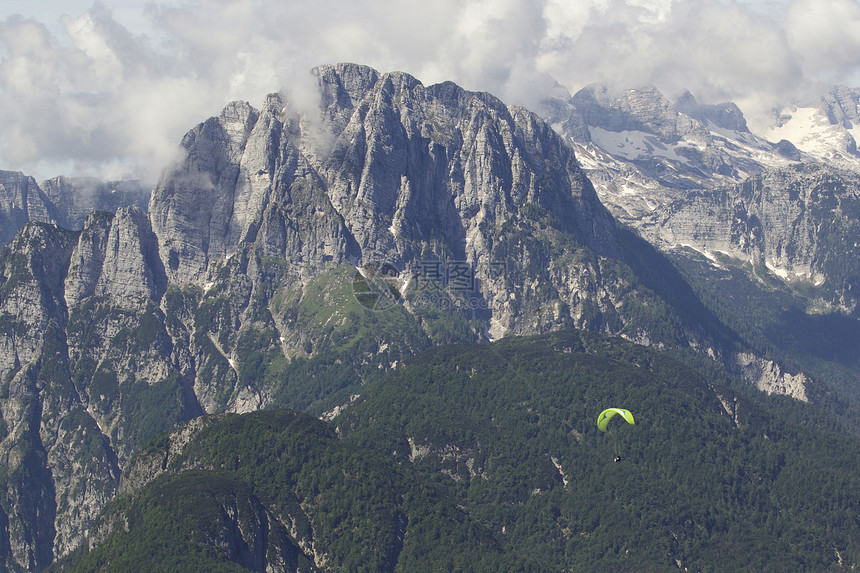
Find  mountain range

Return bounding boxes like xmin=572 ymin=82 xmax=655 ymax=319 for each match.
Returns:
xmin=0 ymin=63 xmax=859 ymax=571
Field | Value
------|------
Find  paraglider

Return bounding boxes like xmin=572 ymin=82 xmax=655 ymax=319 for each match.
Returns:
xmin=597 ymin=408 xmax=634 ymax=462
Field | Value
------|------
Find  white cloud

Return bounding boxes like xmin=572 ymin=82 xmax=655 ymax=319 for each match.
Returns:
xmin=786 ymin=0 xmax=860 ymax=82
xmin=0 ymin=0 xmax=859 ymax=181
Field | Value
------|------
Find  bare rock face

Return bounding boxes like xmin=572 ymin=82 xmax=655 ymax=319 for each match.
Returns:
xmin=0 ymin=213 xmax=186 ymax=569
xmin=821 ymin=86 xmax=860 ymax=131
xmin=0 ymin=224 xmax=75 ymax=379
xmin=65 ymin=207 xmax=167 ymax=310
xmin=572 ymin=85 xmax=705 ymax=144
xmin=150 ymin=101 xmax=260 ymax=284
xmin=643 ymin=163 xmax=860 ymax=313
xmin=0 ymin=172 xmax=151 ymax=250
xmin=39 ymin=177 xmax=151 ymax=232
xmin=732 ymin=352 xmax=810 ymax=401
xmin=0 ymin=172 xmax=55 ymax=247
xmin=675 ymin=91 xmax=749 ymax=133
xmin=0 ymin=224 xmax=125 ymax=569
xmin=95 ymin=206 xmax=167 ymax=307
xmin=151 ymin=64 xmax=624 ymax=339
xmin=540 ymin=84 xmax=806 ymax=226
xmin=64 ymin=212 xmax=113 ymax=310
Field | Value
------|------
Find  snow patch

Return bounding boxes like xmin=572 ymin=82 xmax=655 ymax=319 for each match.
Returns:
xmin=765 ymin=106 xmax=852 ymax=161
xmin=671 ymin=244 xmax=728 ymax=269
xmin=848 ymin=125 xmax=860 ymax=149
xmin=708 ymin=121 xmax=799 ymax=170
xmin=765 ymin=261 xmax=790 ymax=280
xmin=588 ymin=127 xmax=692 ymax=163
xmin=764 ymin=260 xmax=816 ymax=282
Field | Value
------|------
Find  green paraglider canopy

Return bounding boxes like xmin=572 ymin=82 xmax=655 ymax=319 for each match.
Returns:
xmin=597 ymin=408 xmax=635 ymax=461
xmin=596 ymin=408 xmax=635 ymax=432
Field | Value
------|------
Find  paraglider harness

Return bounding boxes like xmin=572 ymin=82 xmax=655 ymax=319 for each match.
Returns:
xmin=609 ymin=426 xmax=622 ymax=461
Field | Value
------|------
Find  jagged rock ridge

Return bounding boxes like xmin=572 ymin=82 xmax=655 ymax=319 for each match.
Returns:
xmin=0 ymin=172 xmax=151 ymax=248
xmin=0 ymin=172 xmax=53 ymax=247
xmin=539 ymin=84 xmax=808 ymax=224
xmin=150 ymin=65 xmax=621 ymax=284
xmin=538 ymin=82 xmax=860 ymax=338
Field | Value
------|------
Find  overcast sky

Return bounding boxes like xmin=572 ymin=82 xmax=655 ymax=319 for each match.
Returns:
xmin=2 ymin=0 xmax=860 ymax=182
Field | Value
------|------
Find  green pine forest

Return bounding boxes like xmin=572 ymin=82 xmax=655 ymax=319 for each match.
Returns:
xmin=52 ymin=330 xmax=860 ymax=572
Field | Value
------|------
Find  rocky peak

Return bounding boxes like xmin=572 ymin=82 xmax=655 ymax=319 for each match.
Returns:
xmin=64 ymin=211 xmax=113 ymax=309
xmin=315 ymin=62 xmax=381 ymax=113
xmin=0 ymin=172 xmax=152 ymax=252
xmin=315 ymin=64 xmax=620 ymax=259
xmin=675 ymin=90 xmax=749 ymax=133
xmin=39 ymin=176 xmax=152 ymax=232
xmin=0 ymin=171 xmax=54 ymax=247
xmin=150 ymin=63 xmax=622 ymax=289
xmin=65 ymin=206 xmax=167 ymax=310
xmin=821 ymin=86 xmax=860 ymax=129
xmin=149 ymin=99 xmax=261 ymax=283
xmin=570 ymin=84 xmax=703 ymax=144
xmin=99 ymin=206 xmax=167 ymax=306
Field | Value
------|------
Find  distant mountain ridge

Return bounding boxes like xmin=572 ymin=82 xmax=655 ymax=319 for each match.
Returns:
xmin=0 ymin=172 xmax=150 ymax=247
xmin=641 ymin=163 xmax=860 ymax=315
xmin=537 ymin=81 xmax=860 ymax=331
xmin=767 ymin=86 xmax=860 ymax=166
xmin=540 ymin=83 xmax=860 ymax=225
xmin=0 ymin=171 xmax=53 ymax=246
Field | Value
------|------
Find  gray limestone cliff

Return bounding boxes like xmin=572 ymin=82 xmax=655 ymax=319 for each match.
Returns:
xmin=0 ymin=210 xmax=186 ymax=569
xmin=0 ymin=172 xmax=54 ymax=247
xmin=643 ymin=163 xmax=860 ymax=314
xmin=39 ymin=177 xmax=151 ymax=232
xmin=151 ymin=65 xmax=621 ymax=284
xmin=539 ymin=84 xmax=806 ymax=225
xmin=674 ymin=91 xmax=749 ymax=133
xmin=0 ymin=172 xmax=151 ymax=250
xmin=150 ymin=63 xmax=633 ymax=344
xmin=821 ymin=86 xmax=860 ymax=132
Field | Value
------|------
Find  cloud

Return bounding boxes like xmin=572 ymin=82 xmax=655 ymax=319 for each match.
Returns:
xmin=0 ymin=0 xmax=859 ymax=181
xmin=0 ymin=7 xmax=220 ymax=181
xmin=786 ymin=0 xmax=860 ymax=82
